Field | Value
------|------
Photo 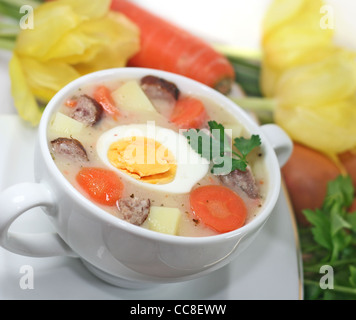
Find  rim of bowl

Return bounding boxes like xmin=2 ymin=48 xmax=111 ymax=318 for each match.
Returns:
xmin=39 ymin=67 xmax=281 ymax=245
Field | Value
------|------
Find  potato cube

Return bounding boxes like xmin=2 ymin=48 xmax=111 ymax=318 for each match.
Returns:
xmin=224 ymin=123 xmax=243 ymax=139
xmin=112 ymin=80 xmax=157 ymax=113
xmin=148 ymin=206 xmax=182 ymax=235
xmin=49 ymin=112 xmax=83 ymax=138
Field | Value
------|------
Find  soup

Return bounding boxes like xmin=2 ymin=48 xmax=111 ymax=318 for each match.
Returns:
xmin=47 ymin=74 xmax=267 ymax=237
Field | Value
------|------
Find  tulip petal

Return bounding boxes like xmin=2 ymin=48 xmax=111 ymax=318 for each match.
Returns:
xmin=44 ymin=11 xmax=139 ymax=66
xmin=42 ymin=29 xmax=102 ymax=63
xmin=59 ymin=0 xmax=111 ymax=19
xmin=9 ymin=54 xmax=42 ymax=126
xmin=263 ymin=0 xmax=306 ymax=36
xmin=15 ymin=2 xmax=81 ymax=60
xmin=275 ymin=99 xmax=356 ymax=156
xmin=263 ymin=0 xmax=334 ymax=69
xmin=260 ymin=59 xmax=281 ymax=98
xmin=73 ymin=12 xmax=140 ymax=74
xmin=20 ymin=56 xmax=80 ymax=102
xmin=276 ymin=50 xmax=356 ymax=109
xmin=9 ymin=0 xmax=140 ymax=126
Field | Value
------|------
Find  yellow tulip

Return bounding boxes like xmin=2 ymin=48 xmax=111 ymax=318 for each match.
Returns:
xmin=9 ymin=0 xmax=140 ymax=126
xmin=260 ymin=58 xmax=281 ymax=98
xmin=276 ymin=50 xmax=356 ymax=109
xmin=262 ymin=0 xmax=356 ymax=159
xmin=9 ymin=54 xmax=44 ymax=125
xmin=263 ymin=0 xmax=305 ymax=36
xmin=262 ymin=0 xmax=333 ymax=71
xmin=275 ymin=98 xmax=356 ymax=159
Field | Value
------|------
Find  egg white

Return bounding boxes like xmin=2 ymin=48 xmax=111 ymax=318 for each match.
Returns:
xmin=96 ymin=123 xmax=209 ymax=194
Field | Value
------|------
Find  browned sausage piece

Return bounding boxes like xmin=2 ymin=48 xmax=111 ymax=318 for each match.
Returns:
xmin=141 ymin=75 xmax=180 ymax=102
xmin=117 ymin=197 xmax=151 ymax=226
xmin=218 ymin=167 xmax=260 ymax=199
xmin=70 ymin=95 xmax=103 ymax=126
xmin=51 ymin=137 xmax=89 ymax=162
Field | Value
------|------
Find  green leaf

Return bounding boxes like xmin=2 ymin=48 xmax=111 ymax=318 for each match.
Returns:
xmin=184 ymin=121 xmax=261 ymax=175
xmin=345 ymin=212 xmax=356 ymax=233
xmin=330 ymin=231 xmax=353 ymax=263
xmin=208 ymin=120 xmax=225 ymax=132
xmin=233 ymin=134 xmax=261 ymax=159
xmin=349 ymin=266 xmax=356 ymax=288
xmin=231 ymin=157 xmax=248 ymax=172
xmin=303 ymin=209 xmax=333 ymax=251
xmin=211 ymin=157 xmax=247 ymax=175
xmin=331 ymin=211 xmax=352 ymax=236
xmin=208 ymin=120 xmax=231 ymax=156
xmin=323 ymin=175 xmax=354 ymax=212
xmin=290 ymin=165 xmax=356 ymax=299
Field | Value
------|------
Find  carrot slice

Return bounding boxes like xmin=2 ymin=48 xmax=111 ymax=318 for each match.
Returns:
xmin=170 ymin=97 xmax=208 ymax=129
xmin=76 ymin=167 xmax=124 ymax=206
xmin=65 ymin=99 xmax=77 ymax=108
xmin=110 ymin=0 xmax=235 ymax=94
xmin=190 ymin=185 xmax=247 ymax=233
xmin=93 ymin=85 xmax=120 ymax=118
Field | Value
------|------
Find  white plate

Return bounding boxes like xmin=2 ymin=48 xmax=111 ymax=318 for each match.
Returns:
xmin=0 ymin=115 xmax=302 ymax=300
xmin=0 ymin=2 xmax=303 ymax=300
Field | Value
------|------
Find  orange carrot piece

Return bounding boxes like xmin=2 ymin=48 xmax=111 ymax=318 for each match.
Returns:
xmin=190 ymin=185 xmax=247 ymax=233
xmin=170 ymin=97 xmax=208 ymax=129
xmin=76 ymin=167 xmax=124 ymax=206
xmin=93 ymin=85 xmax=120 ymax=118
xmin=65 ymin=99 xmax=77 ymax=108
xmin=110 ymin=0 xmax=235 ymax=94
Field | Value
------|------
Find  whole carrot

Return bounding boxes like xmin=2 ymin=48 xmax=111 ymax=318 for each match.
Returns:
xmin=111 ymin=0 xmax=235 ymax=94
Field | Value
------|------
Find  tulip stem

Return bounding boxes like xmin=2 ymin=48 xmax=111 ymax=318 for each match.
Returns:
xmin=1 ymin=0 xmax=42 ymax=8
xmin=216 ymin=47 xmax=264 ymax=97
xmin=0 ymin=38 xmax=16 ymax=51
xmin=0 ymin=0 xmax=41 ymax=20
xmin=231 ymin=97 xmax=276 ymax=111
xmin=0 ymin=0 xmax=41 ymax=50
xmin=0 ymin=22 xmax=20 ymax=37
xmin=230 ymin=97 xmax=277 ymax=124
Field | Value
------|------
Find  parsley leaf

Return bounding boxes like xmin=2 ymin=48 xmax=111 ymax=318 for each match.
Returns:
xmin=234 ymin=135 xmax=262 ymax=160
xmin=349 ymin=266 xmax=356 ymax=288
xmin=208 ymin=121 xmax=231 ymax=155
xmin=323 ymin=175 xmax=354 ymax=213
xmin=303 ymin=208 xmax=333 ymax=251
xmin=183 ymin=121 xmax=261 ymax=175
xmin=301 ymin=175 xmax=356 ymax=300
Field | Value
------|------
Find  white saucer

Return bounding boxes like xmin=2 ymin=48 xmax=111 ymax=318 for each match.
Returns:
xmin=0 ymin=115 xmax=303 ymax=300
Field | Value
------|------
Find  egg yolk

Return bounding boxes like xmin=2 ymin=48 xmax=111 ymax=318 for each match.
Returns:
xmin=107 ymin=136 xmax=177 ymax=184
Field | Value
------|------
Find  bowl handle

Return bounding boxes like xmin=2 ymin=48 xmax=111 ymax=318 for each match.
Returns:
xmin=0 ymin=182 xmax=76 ymax=258
xmin=260 ymin=124 xmax=293 ymax=168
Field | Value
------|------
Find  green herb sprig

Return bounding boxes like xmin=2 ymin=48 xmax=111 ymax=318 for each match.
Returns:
xmin=301 ymin=175 xmax=356 ymax=300
xmin=183 ymin=120 xmax=261 ymax=175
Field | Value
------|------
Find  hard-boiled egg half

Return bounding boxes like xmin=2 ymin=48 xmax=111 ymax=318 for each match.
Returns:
xmin=96 ymin=123 xmax=209 ymax=194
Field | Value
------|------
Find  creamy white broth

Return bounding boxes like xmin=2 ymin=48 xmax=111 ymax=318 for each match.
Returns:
xmin=48 ymin=77 xmax=267 ymax=237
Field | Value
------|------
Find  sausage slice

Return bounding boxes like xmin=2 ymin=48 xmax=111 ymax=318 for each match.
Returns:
xmin=70 ymin=95 xmax=103 ymax=126
xmin=141 ymin=75 xmax=180 ymax=102
xmin=51 ymin=137 xmax=89 ymax=162
xmin=117 ymin=197 xmax=151 ymax=226
xmin=218 ymin=167 xmax=260 ymax=199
